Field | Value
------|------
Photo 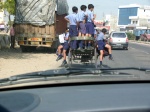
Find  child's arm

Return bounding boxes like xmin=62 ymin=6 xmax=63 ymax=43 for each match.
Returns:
xmin=91 ymin=13 xmax=96 ymax=22
xmin=64 ymin=33 xmax=69 ymax=40
xmin=64 ymin=15 xmax=70 ymax=23
xmin=64 ymin=18 xmax=70 ymax=23
xmin=94 ymin=30 xmax=97 ymax=38
xmin=76 ymin=15 xmax=79 ymax=29
xmin=83 ymin=15 xmax=88 ymax=23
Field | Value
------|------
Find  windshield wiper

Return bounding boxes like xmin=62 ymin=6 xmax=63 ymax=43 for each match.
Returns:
xmin=0 ymin=67 xmax=150 ymax=85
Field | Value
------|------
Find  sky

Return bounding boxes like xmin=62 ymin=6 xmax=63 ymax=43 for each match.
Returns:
xmin=67 ymin=0 xmax=150 ymax=20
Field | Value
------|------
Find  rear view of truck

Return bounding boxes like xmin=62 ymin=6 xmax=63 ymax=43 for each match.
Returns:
xmin=15 ymin=0 xmax=68 ymax=52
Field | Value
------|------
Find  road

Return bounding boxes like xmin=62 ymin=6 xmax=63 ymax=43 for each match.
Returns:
xmin=106 ymin=42 xmax=150 ymax=68
xmin=0 ymin=42 xmax=150 ymax=79
xmin=70 ymin=42 xmax=150 ymax=78
xmin=70 ymin=42 xmax=150 ymax=68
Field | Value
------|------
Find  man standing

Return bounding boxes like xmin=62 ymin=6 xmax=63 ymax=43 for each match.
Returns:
xmin=10 ymin=24 xmax=15 ymax=49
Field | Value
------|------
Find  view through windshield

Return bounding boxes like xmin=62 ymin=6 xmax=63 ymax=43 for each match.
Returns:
xmin=0 ymin=0 xmax=150 ymax=87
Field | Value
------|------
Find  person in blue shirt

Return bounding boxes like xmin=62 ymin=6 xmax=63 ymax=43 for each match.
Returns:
xmin=78 ymin=5 xmax=87 ymax=37
xmin=61 ymin=30 xmax=70 ymax=66
xmin=65 ymin=6 xmax=78 ymax=50
xmin=85 ymin=4 xmax=96 ymax=49
xmin=77 ymin=5 xmax=87 ymax=50
xmin=96 ymin=28 xmax=113 ymax=67
xmin=56 ymin=29 xmax=69 ymax=62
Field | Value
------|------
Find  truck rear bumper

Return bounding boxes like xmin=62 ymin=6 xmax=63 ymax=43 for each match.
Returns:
xmin=17 ymin=36 xmax=57 ymax=47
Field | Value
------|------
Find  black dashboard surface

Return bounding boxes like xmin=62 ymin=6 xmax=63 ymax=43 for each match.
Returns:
xmin=0 ymin=83 xmax=150 ymax=112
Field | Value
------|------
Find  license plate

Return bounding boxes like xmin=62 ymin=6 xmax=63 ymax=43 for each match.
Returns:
xmin=31 ymin=42 xmax=39 ymax=45
xmin=116 ymin=44 xmax=121 ymax=46
xmin=31 ymin=38 xmax=41 ymax=41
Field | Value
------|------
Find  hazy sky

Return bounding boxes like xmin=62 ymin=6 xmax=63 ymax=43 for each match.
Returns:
xmin=67 ymin=0 xmax=150 ymax=19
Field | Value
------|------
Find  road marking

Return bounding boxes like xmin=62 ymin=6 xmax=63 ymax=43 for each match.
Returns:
xmin=129 ymin=47 xmax=149 ymax=54
xmin=141 ymin=51 xmax=149 ymax=55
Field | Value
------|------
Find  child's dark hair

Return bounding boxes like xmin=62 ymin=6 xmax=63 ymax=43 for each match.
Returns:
xmin=88 ymin=4 xmax=94 ymax=9
xmin=80 ymin=5 xmax=87 ymax=11
xmin=66 ymin=27 xmax=69 ymax=31
xmin=102 ymin=28 xmax=107 ymax=33
xmin=13 ymin=24 xmax=15 ymax=27
xmin=72 ymin=6 xmax=78 ymax=12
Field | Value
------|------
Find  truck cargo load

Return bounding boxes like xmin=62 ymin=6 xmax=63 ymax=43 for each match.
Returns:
xmin=15 ymin=0 xmax=69 ymax=52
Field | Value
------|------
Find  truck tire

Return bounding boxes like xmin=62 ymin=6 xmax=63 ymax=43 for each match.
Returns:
xmin=20 ymin=46 xmax=36 ymax=52
xmin=29 ymin=46 xmax=36 ymax=52
xmin=20 ymin=46 xmax=28 ymax=52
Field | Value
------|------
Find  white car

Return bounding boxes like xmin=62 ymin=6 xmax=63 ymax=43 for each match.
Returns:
xmin=108 ymin=32 xmax=128 ymax=50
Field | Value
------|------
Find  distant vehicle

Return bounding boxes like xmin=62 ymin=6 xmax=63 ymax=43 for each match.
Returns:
xmin=140 ymin=34 xmax=150 ymax=42
xmin=108 ymin=32 xmax=128 ymax=50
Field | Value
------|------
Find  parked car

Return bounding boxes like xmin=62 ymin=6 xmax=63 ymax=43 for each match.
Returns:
xmin=108 ymin=32 xmax=128 ymax=50
xmin=140 ymin=34 xmax=150 ymax=42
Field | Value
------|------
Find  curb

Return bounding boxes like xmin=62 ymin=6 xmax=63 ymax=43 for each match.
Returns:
xmin=129 ymin=40 xmax=150 ymax=45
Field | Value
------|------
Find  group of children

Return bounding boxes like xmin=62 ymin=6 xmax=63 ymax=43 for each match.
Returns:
xmin=56 ymin=4 xmax=113 ymax=67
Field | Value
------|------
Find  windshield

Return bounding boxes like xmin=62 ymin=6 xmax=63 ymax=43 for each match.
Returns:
xmin=0 ymin=0 xmax=150 ymax=88
xmin=112 ymin=33 xmax=126 ymax=38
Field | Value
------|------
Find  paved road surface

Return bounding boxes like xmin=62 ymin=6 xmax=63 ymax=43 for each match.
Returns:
xmin=70 ymin=42 xmax=150 ymax=68
xmin=0 ymin=42 xmax=150 ymax=79
xmin=70 ymin=42 xmax=150 ymax=78
xmin=106 ymin=42 xmax=150 ymax=68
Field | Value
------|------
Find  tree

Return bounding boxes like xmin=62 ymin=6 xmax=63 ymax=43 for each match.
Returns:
xmin=2 ymin=0 xmax=15 ymax=25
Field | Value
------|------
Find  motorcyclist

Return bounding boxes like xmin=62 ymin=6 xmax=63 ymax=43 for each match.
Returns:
xmin=96 ymin=28 xmax=113 ymax=67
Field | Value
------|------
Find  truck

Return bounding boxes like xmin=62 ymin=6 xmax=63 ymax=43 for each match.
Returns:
xmin=14 ymin=0 xmax=68 ymax=52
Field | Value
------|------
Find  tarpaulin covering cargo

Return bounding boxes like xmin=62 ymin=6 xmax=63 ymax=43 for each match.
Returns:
xmin=15 ymin=0 xmax=68 ymax=26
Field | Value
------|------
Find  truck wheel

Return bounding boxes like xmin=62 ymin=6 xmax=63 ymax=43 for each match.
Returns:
xmin=20 ymin=46 xmax=28 ymax=52
xmin=124 ymin=47 xmax=128 ymax=50
xmin=20 ymin=46 xmax=36 ymax=52
xmin=29 ymin=46 xmax=36 ymax=52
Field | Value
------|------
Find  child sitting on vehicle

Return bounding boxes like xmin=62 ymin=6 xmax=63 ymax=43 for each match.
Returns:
xmin=61 ymin=30 xmax=70 ymax=66
xmin=56 ymin=28 xmax=69 ymax=61
xmin=96 ymin=28 xmax=113 ymax=67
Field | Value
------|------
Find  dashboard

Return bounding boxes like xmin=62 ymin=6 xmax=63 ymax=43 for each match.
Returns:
xmin=0 ymin=82 xmax=150 ymax=112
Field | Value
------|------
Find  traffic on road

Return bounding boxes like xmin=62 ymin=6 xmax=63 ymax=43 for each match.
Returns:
xmin=0 ymin=0 xmax=150 ymax=112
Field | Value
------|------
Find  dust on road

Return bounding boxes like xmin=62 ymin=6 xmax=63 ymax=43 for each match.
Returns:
xmin=0 ymin=48 xmax=62 ymax=79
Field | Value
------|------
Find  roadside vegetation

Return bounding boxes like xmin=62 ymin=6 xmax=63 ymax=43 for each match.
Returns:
xmin=0 ymin=0 xmax=15 ymax=26
xmin=126 ymin=32 xmax=136 ymax=40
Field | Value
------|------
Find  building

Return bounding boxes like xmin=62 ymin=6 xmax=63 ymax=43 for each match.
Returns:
xmin=104 ymin=14 xmax=118 ymax=32
xmin=118 ymin=4 xmax=150 ymax=32
xmin=94 ymin=20 xmax=110 ymax=32
xmin=0 ymin=0 xmax=10 ymax=25
xmin=0 ymin=0 xmax=5 ymax=24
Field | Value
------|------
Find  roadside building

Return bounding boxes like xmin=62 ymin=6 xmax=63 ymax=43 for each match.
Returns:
xmin=104 ymin=14 xmax=118 ymax=32
xmin=94 ymin=20 xmax=110 ymax=32
xmin=118 ymin=4 xmax=150 ymax=33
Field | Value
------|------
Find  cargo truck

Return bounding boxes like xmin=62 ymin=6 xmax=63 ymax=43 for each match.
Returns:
xmin=14 ymin=0 xmax=68 ymax=52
